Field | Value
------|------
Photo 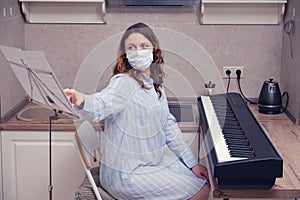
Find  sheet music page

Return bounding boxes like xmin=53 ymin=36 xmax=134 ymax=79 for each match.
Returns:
xmin=0 ymin=45 xmax=77 ymax=117
xmin=22 ymin=50 xmax=76 ymax=116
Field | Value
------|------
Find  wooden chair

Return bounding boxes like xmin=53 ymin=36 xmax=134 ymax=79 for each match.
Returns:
xmin=74 ymin=120 xmax=115 ymax=200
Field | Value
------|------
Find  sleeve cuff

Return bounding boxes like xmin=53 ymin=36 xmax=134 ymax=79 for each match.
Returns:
xmin=77 ymin=101 xmax=85 ymax=110
xmin=76 ymin=94 xmax=104 ymax=122
xmin=180 ymin=148 xmax=198 ymax=169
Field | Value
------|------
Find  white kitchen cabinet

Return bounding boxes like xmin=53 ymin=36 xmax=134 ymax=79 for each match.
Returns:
xmin=0 ymin=130 xmax=3 ymax=200
xmin=1 ymin=130 xmax=85 ymax=200
xmin=19 ymin=0 xmax=106 ymax=24
xmin=200 ymin=0 xmax=287 ymax=24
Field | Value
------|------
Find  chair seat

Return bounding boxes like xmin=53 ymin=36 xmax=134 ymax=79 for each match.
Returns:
xmin=75 ymin=167 xmax=116 ymax=200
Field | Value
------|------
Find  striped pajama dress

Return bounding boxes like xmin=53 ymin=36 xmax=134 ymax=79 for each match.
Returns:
xmin=80 ymin=73 xmax=207 ymax=200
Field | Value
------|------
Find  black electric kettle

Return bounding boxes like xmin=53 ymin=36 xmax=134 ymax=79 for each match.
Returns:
xmin=258 ymin=78 xmax=289 ymax=114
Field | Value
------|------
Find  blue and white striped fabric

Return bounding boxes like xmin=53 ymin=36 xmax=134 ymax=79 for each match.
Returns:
xmin=80 ymin=73 xmax=206 ymax=200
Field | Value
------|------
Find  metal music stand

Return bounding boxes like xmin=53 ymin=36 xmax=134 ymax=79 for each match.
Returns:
xmin=0 ymin=45 xmax=79 ymax=200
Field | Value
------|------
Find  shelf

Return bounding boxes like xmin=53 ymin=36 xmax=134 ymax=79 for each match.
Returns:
xmin=19 ymin=0 xmax=106 ymax=24
xmin=200 ymin=0 xmax=287 ymax=24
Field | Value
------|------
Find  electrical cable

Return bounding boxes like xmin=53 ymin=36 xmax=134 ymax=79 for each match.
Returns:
xmin=280 ymin=92 xmax=289 ymax=113
xmin=283 ymin=8 xmax=295 ymax=57
xmin=236 ymin=70 xmax=257 ymax=104
xmin=225 ymin=69 xmax=231 ymax=93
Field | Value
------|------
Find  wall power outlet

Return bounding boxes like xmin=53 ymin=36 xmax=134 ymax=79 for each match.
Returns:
xmin=223 ymin=66 xmax=244 ymax=79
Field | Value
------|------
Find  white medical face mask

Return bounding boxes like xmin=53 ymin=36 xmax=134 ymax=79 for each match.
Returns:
xmin=126 ymin=49 xmax=153 ymax=71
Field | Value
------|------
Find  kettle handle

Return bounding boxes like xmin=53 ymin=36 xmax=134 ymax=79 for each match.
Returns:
xmin=280 ymin=92 xmax=289 ymax=113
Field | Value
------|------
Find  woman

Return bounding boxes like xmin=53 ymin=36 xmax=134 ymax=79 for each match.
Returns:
xmin=65 ymin=22 xmax=210 ymax=200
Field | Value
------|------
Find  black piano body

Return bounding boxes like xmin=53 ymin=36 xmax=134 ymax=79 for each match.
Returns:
xmin=198 ymin=92 xmax=283 ymax=189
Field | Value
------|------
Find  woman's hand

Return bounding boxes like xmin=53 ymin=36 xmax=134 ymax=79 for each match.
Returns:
xmin=64 ymin=88 xmax=85 ymax=108
xmin=192 ymin=164 xmax=210 ymax=187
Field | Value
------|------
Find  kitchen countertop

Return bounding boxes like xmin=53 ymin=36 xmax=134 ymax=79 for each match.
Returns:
xmin=0 ymin=101 xmax=98 ymax=131
xmin=0 ymin=99 xmax=200 ymax=132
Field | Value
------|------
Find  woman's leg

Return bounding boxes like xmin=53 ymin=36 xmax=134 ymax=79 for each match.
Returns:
xmin=188 ymin=184 xmax=210 ymax=200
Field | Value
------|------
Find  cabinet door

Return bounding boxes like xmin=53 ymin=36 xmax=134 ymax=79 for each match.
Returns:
xmin=2 ymin=131 xmax=85 ymax=200
xmin=0 ymin=130 xmax=2 ymax=200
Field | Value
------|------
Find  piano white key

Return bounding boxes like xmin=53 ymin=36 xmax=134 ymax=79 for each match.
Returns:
xmin=201 ymin=96 xmax=247 ymax=163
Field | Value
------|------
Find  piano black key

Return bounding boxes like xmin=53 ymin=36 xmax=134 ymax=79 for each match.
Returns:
xmin=225 ymin=140 xmax=249 ymax=146
xmin=230 ymin=152 xmax=254 ymax=158
xmin=229 ymin=149 xmax=253 ymax=155
xmin=222 ymin=129 xmax=244 ymax=134
xmin=228 ymin=143 xmax=249 ymax=148
xmin=229 ymin=149 xmax=254 ymax=155
xmin=222 ymin=120 xmax=240 ymax=125
xmin=221 ymin=125 xmax=241 ymax=130
xmin=227 ymin=145 xmax=251 ymax=151
xmin=228 ymin=145 xmax=252 ymax=152
xmin=223 ymin=133 xmax=245 ymax=138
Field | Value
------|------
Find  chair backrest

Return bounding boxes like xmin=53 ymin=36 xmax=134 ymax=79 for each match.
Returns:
xmin=75 ymin=120 xmax=116 ymax=200
xmin=75 ymin=120 xmax=101 ymax=169
xmin=75 ymin=120 xmax=103 ymax=200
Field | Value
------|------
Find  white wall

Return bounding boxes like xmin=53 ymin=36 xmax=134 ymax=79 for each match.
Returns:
xmin=24 ymin=5 xmax=283 ymax=99
xmin=0 ymin=0 xmax=26 ymax=119
xmin=281 ymin=0 xmax=300 ymax=123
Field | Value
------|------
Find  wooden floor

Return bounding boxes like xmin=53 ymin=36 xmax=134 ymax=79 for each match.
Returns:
xmin=201 ymin=104 xmax=300 ymax=200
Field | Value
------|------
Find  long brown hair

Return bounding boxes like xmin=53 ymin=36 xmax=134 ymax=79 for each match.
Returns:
xmin=113 ymin=22 xmax=165 ymax=98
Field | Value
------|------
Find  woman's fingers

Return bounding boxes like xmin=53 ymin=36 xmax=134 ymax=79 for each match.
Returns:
xmin=64 ymin=88 xmax=85 ymax=107
xmin=63 ymin=88 xmax=75 ymax=103
xmin=64 ymin=88 xmax=74 ymax=96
